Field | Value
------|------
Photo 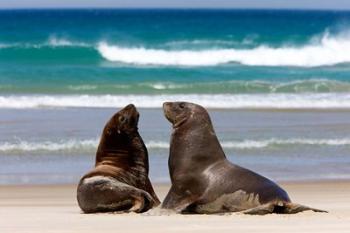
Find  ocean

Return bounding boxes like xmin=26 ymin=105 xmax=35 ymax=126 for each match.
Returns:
xmin=1 ymin=9 xmax=350 ymax=184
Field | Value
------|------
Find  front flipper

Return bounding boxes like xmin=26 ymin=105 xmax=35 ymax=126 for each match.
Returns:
xmin=162 ymin=186 xmax=199 ymax=213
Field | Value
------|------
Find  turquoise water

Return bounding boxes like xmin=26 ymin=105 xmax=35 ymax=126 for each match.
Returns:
xmin=2 ymin=10 xmax=350 ymax=100
xmin=1 ymin=10 xmax=350 ymax=184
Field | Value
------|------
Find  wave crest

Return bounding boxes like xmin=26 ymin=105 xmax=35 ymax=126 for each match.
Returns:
xmin=0 ymin=139 xmax=98 ymax=153
xmin=98 ymin=30 xmax=350 ymax=67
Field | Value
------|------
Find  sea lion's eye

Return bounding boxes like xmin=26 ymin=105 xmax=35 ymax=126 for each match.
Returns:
xmin=179 ymin=103 xmax=185 ymax=109
xmin=119 ymin=116 xmax=125 ymax=122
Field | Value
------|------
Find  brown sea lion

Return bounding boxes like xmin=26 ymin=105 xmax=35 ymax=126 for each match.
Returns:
xmin=77 ymin=104 xmax=160 ymax=213
xmin=162 ymin=102 xmax=327 ymax=215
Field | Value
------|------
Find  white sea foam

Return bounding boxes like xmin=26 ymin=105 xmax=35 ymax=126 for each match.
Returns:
xmin=68 ymin=85 xmax=98 ymax=91
xmin=221 ymin=138 xmax=350 ymax=149
xmin=0 ymin=36 xmax=90 ymax=49
xmin=0 ymin=139 xmax=169 ymax=153
xmin=146 ymin=141 xmax=169 ymax=149
xmin=164 ymin=39 xmax=245 ymax=47
xmin=147 ymin=138 xmax=350 ymax=149
xmin=141 ymin=79 xmax=350 ymax=93
xmin=1 ymin=93 xmax=350 ymax=109
xmin=150 ymin=83 xmax=167 ymax=90
xmin=0 ymin=139 xmax=98 ymax=153
xmin=141 ymin=83 xmax=184 ymax=90
xmin=47 ymin=36 xmax=89 ymax=47
xmin=48 ymin=36 xmax=74 ymax=46
xmin=98 ymin=30 xmax=350 ymax=67
xmin=1 ymin=138 xmax=349 ymax=154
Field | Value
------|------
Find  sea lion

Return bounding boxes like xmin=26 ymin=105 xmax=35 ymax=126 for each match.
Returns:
xmin=162 ymin=102 xmax=326 ymax=215
xmin=77 ymin=104 xmax=160 ymax=213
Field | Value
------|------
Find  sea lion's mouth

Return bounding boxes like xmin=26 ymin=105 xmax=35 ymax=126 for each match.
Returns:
xmin=163 ymin=102 xmax=188 ymax=128
xmin=163 ymin=102 xmax=174 ymax=124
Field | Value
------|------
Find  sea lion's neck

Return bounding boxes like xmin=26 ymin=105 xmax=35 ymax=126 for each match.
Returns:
xmin=95 ymin=131 xmax=149 ymax=182
xmin=95 ymin=133 xmax=132 ymax=166
xmin=129 ymin=132 xmax=149 ymax=175
xmin=169 ymin=123 xmax=226 ymax=176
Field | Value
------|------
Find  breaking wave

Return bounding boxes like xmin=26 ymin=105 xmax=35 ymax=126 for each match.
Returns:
xmin=1 ymin=93 xmax=350 ymax=109
xmin=3 ymin=30 xmax=350 ymax=67
xmin=98 ymin=31 xmax=350 ymax=67
xmin=1 ymin=138 xmax=349 ymax=154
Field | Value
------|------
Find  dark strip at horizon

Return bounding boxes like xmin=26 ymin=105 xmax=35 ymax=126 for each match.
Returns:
xmin=0 ymin=8 xmax=350 ymax=12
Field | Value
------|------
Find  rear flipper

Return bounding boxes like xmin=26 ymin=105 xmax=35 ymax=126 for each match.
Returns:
xmin=77 ymin=176 xmax=155 ymax=213
xmin=243 ymin=202 xmax=327 ymax=215
xmin=283 ymin=202 xmax=328 ymax=214
xmin=242 ymin=203 xmax=276 ymax=215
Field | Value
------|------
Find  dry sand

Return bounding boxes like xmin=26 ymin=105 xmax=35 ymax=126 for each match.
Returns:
xmin=0 ymin=180 xmax=349 ymax=233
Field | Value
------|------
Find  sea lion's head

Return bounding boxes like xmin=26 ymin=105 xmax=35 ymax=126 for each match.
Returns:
xmin=105 ymin=104 xmax=140 ymax=135
xmin=96 ymin=104 xmax=140 ymax=164
xmin=163 ymin=102 xmax=210 ymax=128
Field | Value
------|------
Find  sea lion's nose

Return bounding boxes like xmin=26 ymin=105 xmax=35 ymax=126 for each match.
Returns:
xmin=163 ymin=102 xmax=172 ymax=109
xmin=125 ymin=104 xmax=136 ymax=110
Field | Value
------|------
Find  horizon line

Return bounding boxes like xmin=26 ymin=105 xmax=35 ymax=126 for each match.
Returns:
xmin=1 ymin=7 xmax=350 ymax=11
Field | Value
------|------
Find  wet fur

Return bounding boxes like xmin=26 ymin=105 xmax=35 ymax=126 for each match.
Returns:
xmin=77 ymin=104 xmax=160 ymax=213
xmin=77 ymin=176 xmax=153 ymax=213
xmin=162 ymin=102 xmax=327 ymax=215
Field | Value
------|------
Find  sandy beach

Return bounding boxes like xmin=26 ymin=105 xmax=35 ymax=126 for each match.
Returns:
xmin=0 ymin=180 xmax=349 ymax=233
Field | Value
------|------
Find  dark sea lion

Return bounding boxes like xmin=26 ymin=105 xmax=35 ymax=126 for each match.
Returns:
xmin=162 ymin=102 xmax=326 ymax=215
xmin=77 ymin=104 xmax=160 ymax=213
